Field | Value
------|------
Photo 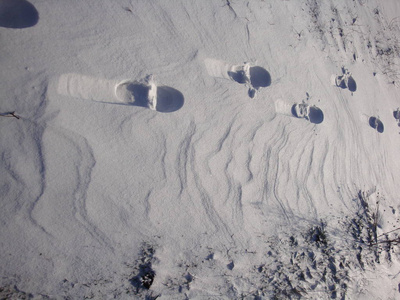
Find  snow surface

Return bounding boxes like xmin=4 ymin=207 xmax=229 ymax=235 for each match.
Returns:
xmin=1 ymin=0 xmax=400 ymax=299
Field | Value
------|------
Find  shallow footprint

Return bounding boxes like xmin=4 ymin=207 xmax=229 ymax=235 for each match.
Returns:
xmin=369 ymin=116 xmax=384 ymax=133
xmin=204 ymin=58 xmax=271 ymax=98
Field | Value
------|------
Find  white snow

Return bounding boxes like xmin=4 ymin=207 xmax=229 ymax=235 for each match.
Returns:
xmin=1 ymin=0 xmax=400 ymax=299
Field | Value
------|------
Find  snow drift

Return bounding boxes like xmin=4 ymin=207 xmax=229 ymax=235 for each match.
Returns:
xmin=1 ymin=0 xmax=400 ymax=298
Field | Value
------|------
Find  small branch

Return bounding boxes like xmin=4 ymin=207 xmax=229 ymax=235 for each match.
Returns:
xmin=378 ymin=226 xmax=400 ymax=237
xmin=0 ymin=111 xmax=20 ymax=119
xmin=370 ymin=237 xmax=400 ymax=246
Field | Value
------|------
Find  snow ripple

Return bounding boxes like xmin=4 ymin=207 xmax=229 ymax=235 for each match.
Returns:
xmin=34 ymin=127 xmax=113 ymax=251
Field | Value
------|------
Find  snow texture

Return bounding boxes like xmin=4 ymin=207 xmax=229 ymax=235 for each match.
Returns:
xmin=1 ymin=0 xmax=400 ymax=299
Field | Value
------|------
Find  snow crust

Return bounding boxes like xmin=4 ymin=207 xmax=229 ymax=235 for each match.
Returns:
xmin=1 ymin=0 xmax=400 ymax=298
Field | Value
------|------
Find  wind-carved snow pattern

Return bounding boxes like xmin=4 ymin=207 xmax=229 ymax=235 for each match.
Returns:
xmin=3 ymin=1 xmax=400 ymax=299
xmin=34 ymin=126 xmax=114 ymax=251
xmin=275 ymin=99 xmax=324 ymax=124
xmin=57 ymin=74 xmax=184 ymax=113
xmin=204 ymin=58 xmax=271 ymax=98
xmin=0 ymin=74 xmax=49 ymax=248
xmin=369 ymin=116 xmax=384 ymax=133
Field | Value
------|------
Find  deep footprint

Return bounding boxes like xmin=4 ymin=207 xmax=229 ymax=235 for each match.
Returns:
xmin=369 ymin=116 xmax=384 ymax=133
xmin=205 ymin=58 xmax=271 ymax=98
xmin=228 ymin=64 xmax=271 ymax=98
xmin=116 ymin=77 xmax=184 ymax=113
xmin=57 ymin=73 xmax=184 ymax=113
xmin=332 ymin=68 xmax=357 ymax=92
xmin=291 ymin=103 xmax=324 ymax=124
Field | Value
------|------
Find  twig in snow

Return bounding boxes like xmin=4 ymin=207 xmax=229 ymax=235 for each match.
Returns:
xmin=1 ymin=111 xmax=20 ymax=119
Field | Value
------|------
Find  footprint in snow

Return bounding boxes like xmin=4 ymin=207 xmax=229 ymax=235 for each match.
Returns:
xmin=369 ymin=116 xmax=384 ymax=133
xmin=116 ymin=75 xmax=184 ymax=113
xmin=393 ymin=108 xmax=400 ymax=127
xmin=291 ymin=103 xmax=324 ymax=124
xmin=204 ymin=58 xmax=271 ymax=98
xmin=0 ymin=0 xmax=38 ymax=28
xmin=275 ymin=99 xmax=324 ymax=124
xmin=331 ymin=68 xmax=357 ymax=92
xmin=57 ymin=73 xmax=184 ymax=113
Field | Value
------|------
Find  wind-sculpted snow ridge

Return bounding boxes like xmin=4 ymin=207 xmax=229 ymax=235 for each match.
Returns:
xmin=176 ymin=118 xmax=241 ymax=246
xmin=182 ymin=103 xmax=326 ymax=234
xmin=191 ymin=114 xmax=246 ymax=240
xmin=0 ymin=74 xmax=55 ymax=289
xmin=0 ymin=116 xmax=47 ymax=235
xmin=40 ymin=128 xmax=111 ymax=244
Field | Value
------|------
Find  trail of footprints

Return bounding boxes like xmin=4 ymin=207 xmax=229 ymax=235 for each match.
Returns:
xmin=57 ymin=60 xmax=397 ymax=133
xmin=202 ymin=59 xmax=396 ymax=133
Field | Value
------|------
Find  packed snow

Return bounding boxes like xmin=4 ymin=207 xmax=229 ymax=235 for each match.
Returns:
xmin=1 ymin=0 xmax=400 ymax=299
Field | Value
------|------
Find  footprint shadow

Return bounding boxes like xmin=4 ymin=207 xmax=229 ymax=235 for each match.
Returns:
xmin=0 ymin=0 xmax=39 ymax=28
xmin=227 ymin=69 xmax=248 ymax=84
xmin=249 ymin=66 xmax=272 ymax=89
xmin=156 ymin=86 xmax=185 ymax=113
xmin=347 ymin=76 xmax=357 ymax=92
xmin=369 ymin=116 xmax=384 ymax=133
xmin=308 ymin=106 xmax=325 ymax=124
xmin=393 ymin=109 xmax=400 ymax=126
